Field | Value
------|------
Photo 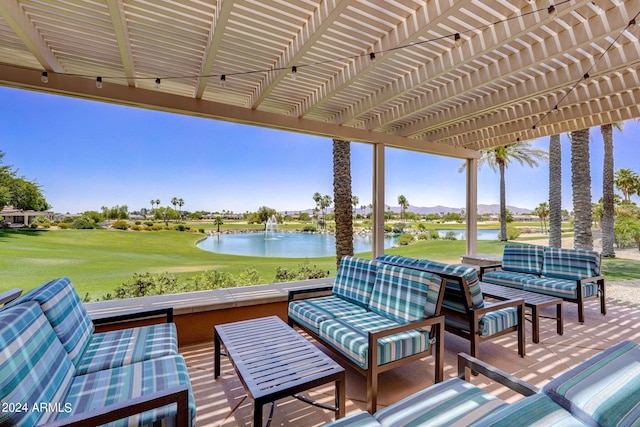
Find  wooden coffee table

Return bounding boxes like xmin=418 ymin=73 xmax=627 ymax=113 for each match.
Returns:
xmin=214 ymin=316 xmax=345 ymax=426
xmin=481 ymin=282 xmax=563 ymax=343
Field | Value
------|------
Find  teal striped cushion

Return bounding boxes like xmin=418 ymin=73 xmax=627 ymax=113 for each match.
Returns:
xmin=0 ymin=301 xmax=75 ymax=426
xmin=523 ymin=278 xmax=598 ymax=300
xmin=479 ymin=307 xmax=520 ymax=337
xmin=369 ymin=264 xmax=442 ymax=322
xmin=375 ymin=254 xmax=419 ymax=267
xmin=75 ymin=323 xmax=178 ymax=375
xmin=60 ymin=355 xmax=196 ymax=427
xmin=542 ymin=340 xmax=640 ymax=427
xmin=375 ymin=378 xmax=507 ymax=427
xmin=319 ymin=312 xmax=430 ymax=368
xmin=11 ymin=277 xmax=94 ymax=368
xmin=472 ymin=394 xmax=583 ymax=426
xmin=333 ymin=256 xmax=379 ymax=307
xmin=413 ymin=260 xmax=484 ymax=309
xmin=323 ymin=411 xmax=382 ymax=427
xmin=502 ymin=244 xmax=544 ymax=275
xmin=542 ymin=247 xmax=601 ymax=280
xmin=481 ymin=270 xmax=540 ymax=290
xmin=288 ymin=296 xmax=368 ymax=334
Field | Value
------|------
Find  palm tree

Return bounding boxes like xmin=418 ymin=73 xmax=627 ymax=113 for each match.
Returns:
xmin=548 ymin=134 xmax=562 ymax=248
xmin=351 ymin=195 xmax=359 ymax=220
xmin=178 ymin=198 xmax=184 ymax=220
xmin=319 ymin=195 xmax=332 ymax=229
xmin=571 ymin=129 xmax=593 ymax=250
xmin=461 ymin=141 xmax=548 ymax=241
xmin=534 ymin=202 xmax=549 ymax=233
xmin=155 ymin=199 xmax=160 ymax=212
xmin=312 ymin=192 xmax=322 ymax=226
xmin=214 ymin=215 xmax=223 ymax=232
xmin=150 ymin=199 xmax=155 ymax=214
xmin=397 ymin=195 xmax=409 ymax=221
xmin=614 ymin=168 xmax=640 ymax=202
xmin=601 ymin=123 xmax=623 ymax=258
xmin=170 ymin=197 xmax=179 ymax=222
xmin=333 ymin=139 xmax=353 ymax=268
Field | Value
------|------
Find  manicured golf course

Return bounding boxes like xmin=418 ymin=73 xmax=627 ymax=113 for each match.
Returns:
xmin=2 ymin=228 xmax=638 ymax=300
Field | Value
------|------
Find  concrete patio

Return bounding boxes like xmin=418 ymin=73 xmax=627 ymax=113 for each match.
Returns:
xmin=180 ymin=290 xmax=640 ymax=426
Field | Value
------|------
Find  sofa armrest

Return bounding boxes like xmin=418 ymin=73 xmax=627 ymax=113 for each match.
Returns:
xmin=473 ymin=298 xmax=524 ymax=317
xmin=479 ymin=263 xmax=502 ymax=279
xmin=92 ymin=307 xmax=174 ymax=325
xmin=457 ymin=353 xmax=538 ymax=396
xmin=287 ymin=286 xmax=334 ymax=302
xmin=42 ymin=384 xmax=190 ymax=427
xmin=368 ymin=315 xmax=445 ymax=361
xmin=0 ymin=288 xmax=22 ymax=306
xmin=579 ymin=275 xmax=605 ymax=286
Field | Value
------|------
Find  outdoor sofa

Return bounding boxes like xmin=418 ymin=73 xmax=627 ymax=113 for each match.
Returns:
xmin=480 ymin=244 xmax=605 ymax=323
xmin=376 ymin=255 xmax=525 ymax=359
xmin=288 ymin=256 xmax=445 ymax=413
xmin=0 ymin=277 xmax=196 ymax=426
xmin=324 ymin=340 xmax=640 ymax=426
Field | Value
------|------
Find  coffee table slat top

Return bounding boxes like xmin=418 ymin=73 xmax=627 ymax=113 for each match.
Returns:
xmin=215 ymin=316 xmax=344 ymax=400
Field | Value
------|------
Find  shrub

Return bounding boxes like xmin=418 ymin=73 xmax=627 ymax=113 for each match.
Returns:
xmin=497 ymin=225 xmax=521 ymax=241
xmin=112 ymin=220 xmax=129 ymax=230
xmin=198 ymin=228 xmax=205 ymax=233
xmin=57 ymin=222 xmax=69 ymax=229
xmin=383 ymin=224 xmax=393 ymax=233
xmin=71 ymin=216 xmax=99 ymax=229
xmin=392 ymin=223 xmax=407 ymax=234
xmin=237 ymin=268 xmax=264 ymax=285
xmin=175 ymin=224 xmax=186 ymax=231
xmin=144 ymin=221 xmax=154 ymax=226
xmin=443 ymin=231 xmax=457 ymax=240
xmin=188 ymin=270 xmax=237 ymax=290
xmin=130 ymin=224 xmax=143 ymax=231
xmin=274 ymin=262 xmax=330 ymax=282
xmin=397 ymin=233 xmax=414 ymax=245
xmin=302 ymin=225 xmax=317 ymax=232
xmin=417 ymin=233 xmax=430 ymax=240
xmin=105 ymin=272 xmax=180 ymax=299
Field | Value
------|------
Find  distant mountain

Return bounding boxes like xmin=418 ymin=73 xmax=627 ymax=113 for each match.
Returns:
xmin=288 ymin=204 xmax=532 ymax=215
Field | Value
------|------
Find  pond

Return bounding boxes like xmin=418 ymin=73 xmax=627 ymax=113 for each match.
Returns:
xmin=196 ymin=229 xmax=499 ymax=258
xmin=197 ymin=232 xmax=398 ymax=258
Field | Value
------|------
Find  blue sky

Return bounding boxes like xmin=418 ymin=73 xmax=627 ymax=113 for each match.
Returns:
xmin=1 ymin=86 xmax=639 ymax=215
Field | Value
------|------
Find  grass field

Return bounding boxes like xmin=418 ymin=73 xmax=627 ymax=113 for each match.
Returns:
xmin=2 ymin=228 xmax=638 ymax=299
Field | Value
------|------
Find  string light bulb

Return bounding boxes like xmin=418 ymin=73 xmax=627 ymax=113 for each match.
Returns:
xmin=628 ymin=18 xmax=640 ymax=36
xmin=220 ymin=74 xmax=226 ymax=87
xmin=369 ymin=52 xmax=376 ymax=61
xmin=291 ymin=66 xmax=297 ymax=80
xmin=96 ymin=76 xmax=103 ymax=89
xmin=547 ymin=5 xmax=557 ymax=19
xmin=583 ymin=72 xmax=590 ymax=80
xmin=41 ymin=71 xmax=48 ymax=83
xmin=454 ymin=33 xmax=462 ymax=47
xmin=553 ymin=105 xmax=559 ymax=114
xmin=155 ymin=77 xmax=161 ymax=88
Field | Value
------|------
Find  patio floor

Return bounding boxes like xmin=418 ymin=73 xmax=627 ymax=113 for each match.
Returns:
xmin=181 ymin=295 xmax=640 ymax=426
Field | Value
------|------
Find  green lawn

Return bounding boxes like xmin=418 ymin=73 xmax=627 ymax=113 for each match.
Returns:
xmin=2 ymin=228 xmax=638 ymax=300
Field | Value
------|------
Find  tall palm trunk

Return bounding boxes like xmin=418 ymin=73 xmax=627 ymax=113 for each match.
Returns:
xmin=601 ymin=124 xmax=615 ymax=257
xmin=333 ymin=139 xmax=353 ymax=269
xmin=498 ymin=160 xmax=507 ymax=241
xmin=571 ymin=129 xmax=593 ymax=250
xmin=549 ymin=134 xmax=562 ymax=248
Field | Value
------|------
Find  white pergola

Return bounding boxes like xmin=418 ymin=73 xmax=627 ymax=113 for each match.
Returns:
xmin=0 ymin=0 xmax=638 ymax=255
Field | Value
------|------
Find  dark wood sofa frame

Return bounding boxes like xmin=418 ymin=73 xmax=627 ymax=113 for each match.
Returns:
xmin=288 ymin=286 xmax=445 ymax=414
xmin=480 ymin=263 xmax=606 ymax=323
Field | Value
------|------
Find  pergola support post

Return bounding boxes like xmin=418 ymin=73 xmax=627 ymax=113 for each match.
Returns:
xmin=372 ymin=143 xmax=385 ymax=258
xmin=466 ymin=158 xmax=478 ymax=256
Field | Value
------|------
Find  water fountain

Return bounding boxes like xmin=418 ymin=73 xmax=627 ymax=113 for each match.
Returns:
xmin=264 ymin=215 xmax=280 ymax=240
